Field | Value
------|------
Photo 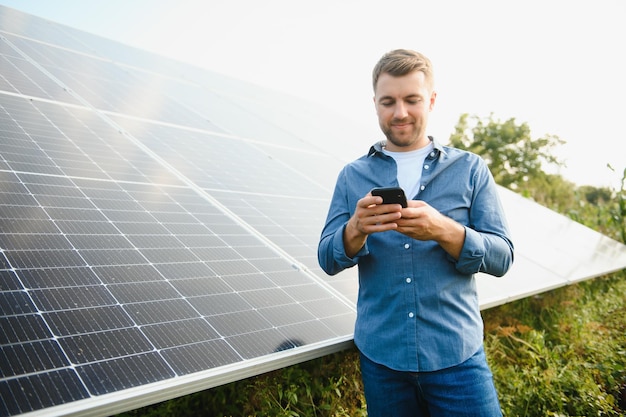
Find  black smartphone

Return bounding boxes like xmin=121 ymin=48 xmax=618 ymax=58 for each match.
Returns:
xmin=371 ymin=187 xmax=407 ymax=208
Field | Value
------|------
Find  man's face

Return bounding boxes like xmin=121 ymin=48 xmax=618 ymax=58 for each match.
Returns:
xmin=374 ymin=71 xmax=436 ymax=152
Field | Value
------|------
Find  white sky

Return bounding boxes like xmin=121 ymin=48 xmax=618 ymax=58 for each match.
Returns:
xmin=2 ymin=0 xmax=625 ymax=187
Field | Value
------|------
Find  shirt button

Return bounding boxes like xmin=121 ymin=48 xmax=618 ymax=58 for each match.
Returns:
xmin=408 ymin=312 xmax=414 ymax=318
xmin=430 ymin=152 xmax=436 ymax=157
xmin=404 ymin=243 xmax=410 ymax=249
xmin=424 ymin=164 xmax=430 ymax=170
xmin=406 ymin=277 xmax=412 ymax=283
xmin=420 ymin=185 xmax=425 ymax=191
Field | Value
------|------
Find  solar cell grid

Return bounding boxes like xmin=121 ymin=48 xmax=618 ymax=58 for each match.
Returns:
xmin=77 ymin=352 xmax=175 ymax=395
xmin=25 ymin=112 xmax=166 ymax=184
xmin=126 ymin=234 xmax=186 ymax=249
xmin=92 ymin=264 xmax=160 ymax=284
xmin=126 ymin=299 xmax=202 ymax=326
xmin=0 ymin=340 xmax=68 ymax=376
xmin=1 ymin=33 xmax=57 ymax=70
xmin=0 ymin=270 xmax=20 ymax=291
xmin=0 ymin=290 xmax=35 ymax=315
xmin=0 ymin=202 xmax=49 ymax=221
xmin=0 ymin=141 xmax=33 ymax=160
xmin=0 ymin=49 xmax=83 ymax=108
xmin=6 ymin=248 xmax=86 ymax=269
xmin=0 ymin=38 xmax=22 ymax=59
xmin=0 ymin=254 xmax=10 ymax=270
xmin=159 ymin=339 xmax=240 ymax=375
xmin=142 ymin=318 xmax=220 ymax=349
xmin=17 ymin=267 xmax=100 ymax=289
xmin=56 ymin=220 xmax=121 ymax=235
xmin=168 ymin=276 xmax=234 ymax=297
xmin=29 ymin=284 xmax=114 ymax=310
xmin=32 ymin=54 xmax=214 ymax=129
xmin=210 ymin=310 xmax=274 ymax=338
xmin=67 ymin=234 xmax=134 ymax=250
xmin=0 ymin=97 xmax=356 ymax=415
xmin=115 ymin=119 xmax=324 ymax=197
xmin=152 ymin=261 xmax=215 ymax=281
xmin=262 ymin=269 xmax=313 ymax=287
xmin=62 ymin=327 xmax=154 ymax=363
xmin=277 ymin=320 xmax=340 ymax=346
xmin=0 ymin=56 xmax=45 ymax=98
xmin=227 ymin=328 xmax=303 ymax=359
xmin=259 ymin=303 xmax=317 ymax=327
xmin=108 ymin=281 xmax=179 ymax=303
xmin=46 ymin=52 xmax=131 ymax=84
xmin=44 ymin=306 xmax=134 ymax=336
xmin=0 ymin=314 xmax=51 ymax=344
xmin=0 ymin=73 xmax=16 ymax=95
xmin=0 ymin=6 xmax=91 ymax=54
xmin=83 ymin=37 xmax=174 ymax=73
xmin=0 ymin=369 xmax=89 ymax=416
xmin=221 ymin=272 xmax=276 ymax=292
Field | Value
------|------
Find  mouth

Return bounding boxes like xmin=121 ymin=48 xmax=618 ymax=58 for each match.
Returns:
xmin=391 ymin=118 xmax=413 ymax=128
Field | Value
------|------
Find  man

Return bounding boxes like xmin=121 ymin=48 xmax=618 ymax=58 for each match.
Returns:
xmin=318 ymin=49 xmax=514 ymax=416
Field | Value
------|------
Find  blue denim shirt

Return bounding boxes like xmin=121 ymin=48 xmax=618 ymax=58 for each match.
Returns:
xmin=318 ymin=137 xmax=514 ymax=372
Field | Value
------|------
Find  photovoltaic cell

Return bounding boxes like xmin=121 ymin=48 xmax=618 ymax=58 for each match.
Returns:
xmin=0 ymin=5 xmax=625 ymax=417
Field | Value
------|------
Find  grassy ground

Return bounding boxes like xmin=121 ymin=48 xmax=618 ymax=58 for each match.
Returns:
xmin=483 ymin=272 xmax=626 ymax=416
xmin=118 ymin=271 xmax=625 ymax=417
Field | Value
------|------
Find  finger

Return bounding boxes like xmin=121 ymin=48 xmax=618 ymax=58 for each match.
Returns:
xmin=406 ymin=199 xmax=428 ymax=208
xmin=371 ymin=203 xmax=403 ymax=215
xmin=363 ymin=220 xmax=399 ymax=233
xmin=360 ymin=195 xmax=382 ymax=208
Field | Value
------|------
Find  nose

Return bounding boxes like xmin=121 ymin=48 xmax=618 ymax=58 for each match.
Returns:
xmin=394 ymin=102 xmax=408 ymax=119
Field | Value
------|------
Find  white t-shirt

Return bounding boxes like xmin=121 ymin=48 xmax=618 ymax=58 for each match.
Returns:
xmin=383 ymin=142 xmax=434 ymax=199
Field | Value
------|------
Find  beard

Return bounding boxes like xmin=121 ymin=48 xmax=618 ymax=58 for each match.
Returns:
xmin=380 ymin=118 xmax=427 ymax=149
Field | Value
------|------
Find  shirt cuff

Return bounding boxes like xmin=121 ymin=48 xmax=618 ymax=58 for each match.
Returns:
xmin=332 ymin=224 xmax=368 ymax=267
xmin=455 ymin=226 xmax=486 ymax=274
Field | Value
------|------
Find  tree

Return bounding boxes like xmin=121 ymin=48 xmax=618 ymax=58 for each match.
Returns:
xmin=522 ymin=172 xmax=576 ymax=213
xmin=449 ymin=113 xmax=565 ymax=191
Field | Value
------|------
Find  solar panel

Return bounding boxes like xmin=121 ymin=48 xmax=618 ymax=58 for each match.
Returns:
xmin=1 ymin=5 xmax=625 ymax=417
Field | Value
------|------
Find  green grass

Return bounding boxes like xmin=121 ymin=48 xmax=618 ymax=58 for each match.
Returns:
xmin=118 ymin=271 xmax=626 ymax=417
xmin=483 ymin=272 xmax=626 ymax=416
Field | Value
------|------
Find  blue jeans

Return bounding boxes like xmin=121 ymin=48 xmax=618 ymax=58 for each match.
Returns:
xmin=359 ymin=345 xmax=502 ymax=417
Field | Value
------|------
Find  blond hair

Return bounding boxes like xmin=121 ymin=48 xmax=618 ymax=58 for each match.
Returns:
xmin=372 ymin=49 xmax=434 ymax=91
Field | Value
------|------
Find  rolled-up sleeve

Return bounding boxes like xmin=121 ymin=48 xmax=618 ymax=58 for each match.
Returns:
xmin=319 ymin=224 xmax=368 ymax=276
xmin=455 ymin=163 xmax=514 ymax=277
xmin=457 ymin=227 xmax=513 ymax=276
xmin=318 ymin=170 xmax=368 ymax=275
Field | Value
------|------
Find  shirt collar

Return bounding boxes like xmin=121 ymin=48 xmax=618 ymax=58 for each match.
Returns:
xmin=368 ymin=136 xmax=447 ymax=157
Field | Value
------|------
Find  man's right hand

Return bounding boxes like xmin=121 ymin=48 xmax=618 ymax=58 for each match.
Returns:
xmin=343 ymin=193 xmax=403 ymax=258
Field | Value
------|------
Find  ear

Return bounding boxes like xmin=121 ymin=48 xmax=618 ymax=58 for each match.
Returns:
xmin=429 ymin=91 xmax=437 ymax=111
